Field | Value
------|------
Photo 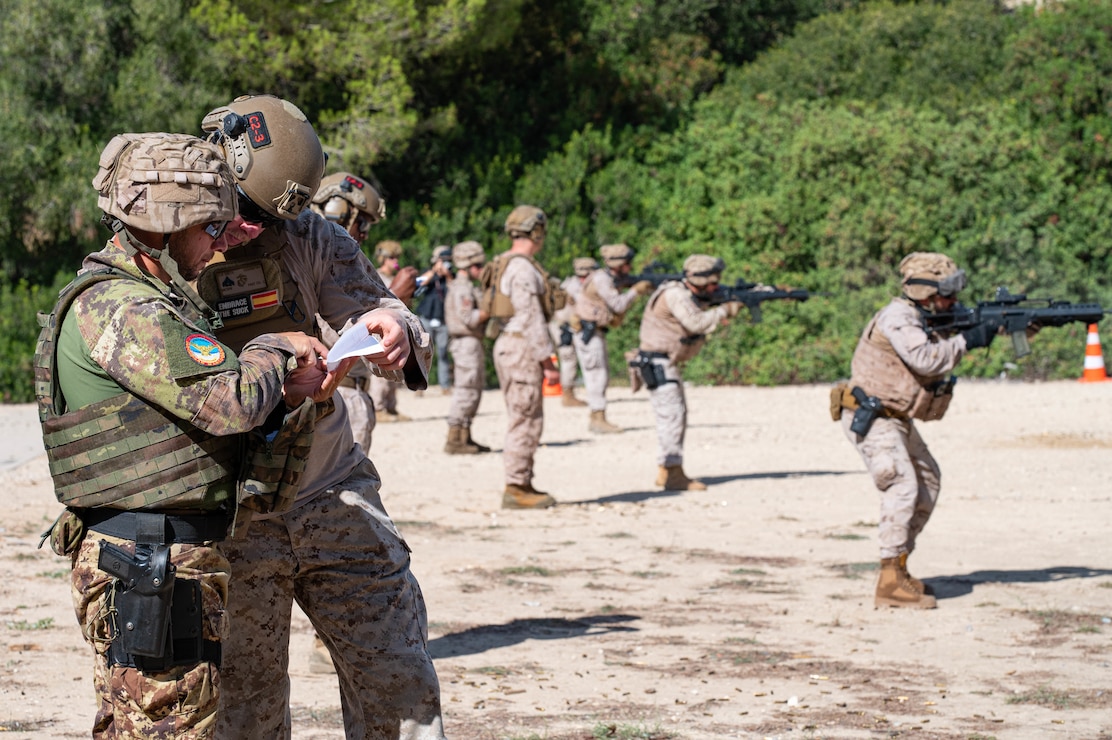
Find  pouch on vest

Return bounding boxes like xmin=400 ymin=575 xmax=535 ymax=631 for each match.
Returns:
xmin=908 ymin=375 xmax=956 ymax=421
xmin=829 ymin=383 xmax=847 ymax=421
xmin=236 ymin=396 xmax=323 ymax=522
xmin=196 ymin=257 xmax=284 ymax=330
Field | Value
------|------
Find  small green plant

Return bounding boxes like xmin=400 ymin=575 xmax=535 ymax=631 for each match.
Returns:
xmin=591 ymin=721 xmax=676 ymax=739
xmin=831 ymin=561 xmax=878 ymax=579
xmin=1006 ymin=685 xmax=1080 ymax=709
xmin=825 ymin=533 xmax=867 ymax=541
xmin=500 ymin=566 xmax=552 ymax=577
xmin=6 ymin=617 xmax=54 ymax=631
xmin=37 ymin=569 xmax=69 ymax=580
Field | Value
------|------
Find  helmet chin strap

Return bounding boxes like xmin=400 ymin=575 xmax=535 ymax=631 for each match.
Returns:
xmin=108 ymin=217 xmax=225 ymax=330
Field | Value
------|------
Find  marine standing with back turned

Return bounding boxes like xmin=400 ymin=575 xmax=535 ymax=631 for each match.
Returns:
xmin=488 ymin=205 xmax=563 ymax=509
xmin=836 ymin=252 xmax=1001 ymax=610
xmin=34 ymin=133 xmax=334 ymax=737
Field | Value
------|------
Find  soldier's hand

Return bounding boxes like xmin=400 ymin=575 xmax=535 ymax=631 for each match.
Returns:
xmin=282 ymin=357 xmax=357 ymax=406
xmin=359 ymin=309 xmax=412 ymax=371
xmin=1025 ymin=321 xmax=1042 ymax=340
xmin=723 ymin=300 xmax=744 ymax=318
xmin=478 ymin=310 xmax=490 ymax=323
xmin=960 ymin=319 xmax=1001 ymax=350
xmin=389 ymin=266 xmax=419 ymax=303
xmin=278 ymin=333 xmax=329 ymax=370
xmin=632 ymin=280 xmax=654 ymax=296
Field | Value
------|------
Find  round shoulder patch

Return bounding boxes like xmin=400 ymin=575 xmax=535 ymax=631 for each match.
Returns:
xmin=186 ymin=334 xmax=227 ymax=367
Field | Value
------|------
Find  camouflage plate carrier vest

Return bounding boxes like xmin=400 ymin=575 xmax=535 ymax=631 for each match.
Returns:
xmin=640 ymin=282 xmax=707 ymax=364
xmin=849 ymin=313 xmax=954 ymax=421
xmin=34 ymin=268 xmax=240 ymax=510
xmin=479 ymin=252 xmax=567 ymax=326
xmin=575 ymin=270 xmax=620 ymax=327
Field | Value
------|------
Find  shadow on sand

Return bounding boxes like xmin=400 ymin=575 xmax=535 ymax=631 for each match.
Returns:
xmin=428 ymin=614 xmax=640 ymax=659
xmin=928 ymin=566 xmax=1112 ymax=600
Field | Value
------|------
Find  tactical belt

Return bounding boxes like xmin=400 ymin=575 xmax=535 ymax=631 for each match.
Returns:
xmin=638 ymin=350 xmax=669 ymax=360
xmin=83 ymin=508 xmax=231 ymax=544
xmin=339 ymin=376 xmax=369 ymax=391
xmin=838 ymin=387 xmax=908 ymax=421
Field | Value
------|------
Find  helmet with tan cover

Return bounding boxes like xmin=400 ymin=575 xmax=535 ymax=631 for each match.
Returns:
xmin=452 ymin=240 xmax=485 ymax=269
xmin=899 ymin=252 xmax=966 ymax=301
xmin=93 ymin=132 xmax=235 ymax=235
xmin=683 ymin=254 xmax=725 ymax=287
xmin=374 ymin=240 xmax=403 ymax=262
xmin=311 ymin=172 xmax=385 ymax=230
xmin=573 ymin=257 xmax=598 ymax=277
xmin=600 ymin=243 xmax=635 ymax=267
xmin=504 ymin=205 xmax=547 ymax=240
xmin=201 ymin=94 xmax=325 ymax=223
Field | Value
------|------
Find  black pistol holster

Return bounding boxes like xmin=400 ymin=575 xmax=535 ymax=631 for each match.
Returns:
xmin=98 ymin=512 xmax=210 ymax=672
xmin=558 ymin=322 xmax=573 ymax=347
xmin=849 ymin=386 xmax=884 ymax=437
xmin=580 ymin=320 xmax=598 ymax=344
xmin=629 ymin=351 xmax=672 ymax=390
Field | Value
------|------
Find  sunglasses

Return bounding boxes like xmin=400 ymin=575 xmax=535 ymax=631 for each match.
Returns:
xmin=204 ymin=221 xmax=229 ymax=240
xmin=236 ymin=187 xmax=282 ymax=227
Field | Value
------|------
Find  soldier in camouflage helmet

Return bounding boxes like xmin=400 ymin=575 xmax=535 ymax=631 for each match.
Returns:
xmin=196 ymin=96 xmax=446 ymax=739
xmin=630 ymin=254 xmax=743 ymax=491
xmin=34 ymin=132 xmax=337 ymax=738
xmin=443 ymin=240 xmax=490 ymax=454
xmin=836 ymin=251 xmax=1000 ymax=610
xmin=548 ymin=257 xmax=597 ymax=407
xmin=493 ymin=205 xmax=562 ymax=509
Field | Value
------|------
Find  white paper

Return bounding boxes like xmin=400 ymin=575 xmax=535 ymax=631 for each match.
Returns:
xmin=326 ymin=324 xmax=385 ymax=371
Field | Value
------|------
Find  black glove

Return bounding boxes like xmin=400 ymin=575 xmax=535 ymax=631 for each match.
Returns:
xmin=961 ymin=320 xmax=999 ymax=350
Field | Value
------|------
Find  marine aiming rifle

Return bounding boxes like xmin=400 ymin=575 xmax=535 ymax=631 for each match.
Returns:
xmin=923 ymin=287 xmax=1108 ymax=358
xmin=699 ymin=279 xmax=825 ymax=323
xmin=615 ymin=260 xmax=684 ymax=289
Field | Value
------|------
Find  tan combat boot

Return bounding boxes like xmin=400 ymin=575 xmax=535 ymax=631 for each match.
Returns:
xmin=588 ymin=410 xmax=622 ymax=434
xmin=875 ymin=557 xmax=937 ymax=609
xmin=502 ymin=483 xmax=556 ymax=510
xmin=561 ymin=388 xmax=587 ymax=407
xmin=465 ymin=429 xmax=491 ymax=453
xmin=309 ymin=636 xmax=336 ymax=675
xmin=444 ymin=426 xmax=480 ymax=455
xmin=656 ymin=465 xmax=707 ymax=491
xmin=899 ymin=552 xmax=933 ymax=595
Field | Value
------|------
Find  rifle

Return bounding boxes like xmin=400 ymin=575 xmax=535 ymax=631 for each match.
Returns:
xmin=923 ymin=287 xmax=1107 ymax=358
xmin=700 ymin=279 xmax=824 ymax=323
xmin=615 ymin=260 xmax=684 ymax=290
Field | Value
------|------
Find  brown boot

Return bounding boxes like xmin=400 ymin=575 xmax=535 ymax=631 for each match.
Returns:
xmin=444 ymin=425 xmax=480 ymax=454
xmin=502 ymin=483 xmax=556 ymax=509
xmin=561 ymin=388 xmax=587 ymax=407
xmin=309 ymin=636 xmax=336 ymax=675
xmin=899 ymin=552 xmax=933 ymax=595
xmin=465 ymin=429 xmax=491 ymax=453
xmin=875 ymin=557 xmax=937 ymax=609
xmin=588 ymin=409 xmax=622 ymax=434
xmin=657 ymin=465 xmax=707 ymax=491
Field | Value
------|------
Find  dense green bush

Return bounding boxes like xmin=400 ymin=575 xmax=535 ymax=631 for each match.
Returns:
xmin=0 ymin=272 xmax=71 ymax=403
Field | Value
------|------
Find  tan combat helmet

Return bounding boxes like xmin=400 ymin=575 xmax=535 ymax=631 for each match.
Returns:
xmin=899 ymin=252 xmax=967 ymax=301
xmin=600 ymin=243 xmax=635 ymax=268
xmin=374 ymin=239 xmax=403 ymax=263
xmin=310 ymin=172 xmax=385 ymax=235
xmin=573 ymin=257 xmax=599 ymax=277
xmin=201 ymin=94 xmax=325 ymax=224
xmin=452 ymin=240 xmax=485 ymax=269
xmin=683 ymin=254 xmax=725 ymax=287
xmin=504 ymin=205 xmax=547 ymax=241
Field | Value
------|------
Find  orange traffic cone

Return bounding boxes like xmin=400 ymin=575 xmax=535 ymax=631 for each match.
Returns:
xmin=1079 ymin=324 xmax=1110 ymax=383
xmin=542 ymin=354 xmax=562 ymax=396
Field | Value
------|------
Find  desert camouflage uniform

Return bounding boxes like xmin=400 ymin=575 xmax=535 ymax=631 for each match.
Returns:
xmin=548 ymin=275 xmax=583 ymax=390
xmin=842 ymin=297 xmax=966 ymax=559
xmin=318 ymin=318 xmax=376 ymax=451
xmin=199 ymin=212 xmax=445 ymax=740
xmin=638 ymin=281 xmax=731 ymax=466
xmin=445 ymin=271 xmax=485 ymax=429
xmin=572 ymin=268 xmax=641 ymax=412
xmin=493 ymin=256 xmax=555 ymax=487
xmin=52 ymin=238 xmax=300 ymax=739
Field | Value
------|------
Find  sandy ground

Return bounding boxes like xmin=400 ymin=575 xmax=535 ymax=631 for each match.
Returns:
xmin=1 ymin=379 xmax=1111 ymax=740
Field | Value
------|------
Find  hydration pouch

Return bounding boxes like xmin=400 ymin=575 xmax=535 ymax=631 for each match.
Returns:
xmin=829 ymin=384 xmax=847 ymax=421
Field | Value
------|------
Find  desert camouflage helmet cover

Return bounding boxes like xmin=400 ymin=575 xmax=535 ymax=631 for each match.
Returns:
xmin=600 ymin=243 xmax=635 ymax=266
xmin=93 ymin=133 xmax=236 ymax=233
xmin=899 ymin=252 xmax=966 ymax=300
xmin=311 ymin=172 xmax=385 ymax=225
xmin=683 ymin=254 xmax=725 ymax=287
xmin=201 ymin=94 xmax=325 ymax=222
xmin=504 ymin=205 xmax=546 ymax=237
xmin=452 ymin=240 xmax=485 ymax=269
xmin=374 ymin=240 xmax=403 ymax=261
xmin=573 ymin=257 xmax=599 ymax=277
